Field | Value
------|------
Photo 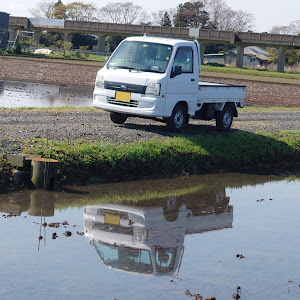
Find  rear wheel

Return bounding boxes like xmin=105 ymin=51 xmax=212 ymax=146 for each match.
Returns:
xmin=110 ymin=112 xmax=127 ymax=124
xmin=166 ymin=104 xmax=187 ymax=132
xmin=216 ymin=106 xmax=233 ymax=131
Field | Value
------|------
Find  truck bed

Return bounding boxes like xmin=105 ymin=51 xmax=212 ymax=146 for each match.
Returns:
xmin=198 ymin=81 xmax=245 ymax=105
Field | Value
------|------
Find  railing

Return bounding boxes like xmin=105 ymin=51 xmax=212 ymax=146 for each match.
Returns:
xmin=8 ymin=16 xmax=300 ymax=48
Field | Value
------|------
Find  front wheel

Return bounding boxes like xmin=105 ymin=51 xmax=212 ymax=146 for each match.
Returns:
xmin=166 ymin=104 xmax=187 ymax=132
xmin=110 ymin=112 xmax=127 ymax=124
xmin=216 ymin=106 xmax=233 ymax=131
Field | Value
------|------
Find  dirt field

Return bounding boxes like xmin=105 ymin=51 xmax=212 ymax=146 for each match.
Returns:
xmin=0 ymin=57 xmax=300 ymax=107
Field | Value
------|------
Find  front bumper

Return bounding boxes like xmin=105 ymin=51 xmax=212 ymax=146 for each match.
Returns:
xmin=93 ymin=88 xmax=166 ymax=117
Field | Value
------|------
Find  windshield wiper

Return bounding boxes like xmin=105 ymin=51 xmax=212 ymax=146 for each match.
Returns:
xmin=108 ymin=65 xmax=135 ymax=70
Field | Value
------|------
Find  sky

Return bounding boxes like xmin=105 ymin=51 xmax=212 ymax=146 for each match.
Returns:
xmin=0 ymin=0 xmax=299 ymax=33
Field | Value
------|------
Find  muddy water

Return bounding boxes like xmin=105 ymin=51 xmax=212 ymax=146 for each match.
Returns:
xmin=0 ymin=173 xmax=300 ymax=300
xmin=0 ymin=80 xmax=93 ymax=108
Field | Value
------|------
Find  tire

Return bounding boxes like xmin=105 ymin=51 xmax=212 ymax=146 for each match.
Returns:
xmin=110 ymin=112 xmax=127 ymax=124
xmin=166 ymin=104 xmax=187 ymax=132
xmin=216 ymin=105 xmax=233 ymax=131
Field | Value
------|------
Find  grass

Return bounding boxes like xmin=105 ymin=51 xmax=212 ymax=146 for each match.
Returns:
xmin=0 ymin=52 xmax=105 ymax=66
xmin=1 ymin=129 xmax=300 ymax=192
xmin=201 ymin=65 xmax=300 ymax=84
xmin=23 ymin=130 xmax=300 ymax=183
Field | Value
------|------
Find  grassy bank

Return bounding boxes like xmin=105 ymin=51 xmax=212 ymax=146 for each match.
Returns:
xmin=25 ymin=130 xmax=300 ymax=183
xmin=1 ymin=130 xmax=299 ymax=192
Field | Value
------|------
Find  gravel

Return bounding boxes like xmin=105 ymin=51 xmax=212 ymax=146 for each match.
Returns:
xmin=1 ymin=108 xmax=300 ymax=154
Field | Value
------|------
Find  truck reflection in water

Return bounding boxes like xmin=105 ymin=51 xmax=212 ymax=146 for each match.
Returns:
xmin=84 ymin=189 xmax=233 ymax=276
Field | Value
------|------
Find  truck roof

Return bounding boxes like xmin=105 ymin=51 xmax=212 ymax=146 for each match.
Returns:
xmin=125 ymin=35 xmax=193 ymax=46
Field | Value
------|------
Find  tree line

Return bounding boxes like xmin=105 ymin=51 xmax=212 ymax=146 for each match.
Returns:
xmin=25 ymin=0 xmax=300 ymax=66
xmin=30 ymin=0 xmax=254 ymax=32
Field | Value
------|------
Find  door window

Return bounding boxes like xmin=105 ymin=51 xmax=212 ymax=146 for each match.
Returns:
xmin=172 ymin=47 xmax=193 ymax=74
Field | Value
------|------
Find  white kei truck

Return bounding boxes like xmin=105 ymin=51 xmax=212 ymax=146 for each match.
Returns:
xmin=84 ymin=201 xmax=233 ymax=276
xmin=93 ymin=36 xmax=245 ymax=132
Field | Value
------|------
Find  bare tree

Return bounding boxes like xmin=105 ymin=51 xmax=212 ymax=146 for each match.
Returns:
xmin=67 ymin=1 xmax=97 ymax=21
xmin=203 ymin=0 xmax=226 ymax=27
xmin=98 ymin=2 xmax=148 ymax=24
xmin=29 ymin=0 xmax=56 ymax=18
xmin=152 ymin=9 xmax=176 ymax=26
xmin=271 ymin=21 xmax=300 ymax=35
xmin=203 ymin=0 xmax=254 ymax=31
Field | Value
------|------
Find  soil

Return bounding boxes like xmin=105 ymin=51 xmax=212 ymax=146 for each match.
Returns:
xmin=0 ymin=57 xmax=300 ymax=154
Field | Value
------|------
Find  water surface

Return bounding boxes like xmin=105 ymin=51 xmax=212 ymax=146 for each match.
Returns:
xmin=0 ymin=80 xmax=93 ymax=108
xmin=0 ymin=173 xmax=300 ymax=300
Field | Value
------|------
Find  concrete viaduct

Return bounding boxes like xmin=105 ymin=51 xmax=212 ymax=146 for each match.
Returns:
xmin=8 ymin=16 xmax=300 ymax=72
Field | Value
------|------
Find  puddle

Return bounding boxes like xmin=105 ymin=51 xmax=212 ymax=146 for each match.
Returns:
xmin=0 ymin=173 xmax=300 ymax=299
xmin=0 ymin=80 xmax=93 ymax=108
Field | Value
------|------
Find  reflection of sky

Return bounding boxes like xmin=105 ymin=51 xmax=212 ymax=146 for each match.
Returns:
xmin=183 ymin=179 xmax=300 ymax=299
xmin=0 ymin=80 xmax=93 ymax=108
xmin=0 ymin=178 xmax=300 ymax=299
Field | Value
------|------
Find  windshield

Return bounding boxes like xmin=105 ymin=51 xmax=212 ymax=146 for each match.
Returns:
xmin=107 ymin=41 xmax=173 ymax=73
xmin=94 ymin=242 xmax=153 ymax=274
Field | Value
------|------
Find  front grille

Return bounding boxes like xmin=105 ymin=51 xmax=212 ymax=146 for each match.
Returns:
xmin=93 ymin=223 xmax=134 ymax=235
xmin=108 ymin=98 xmax=139 ymax=107
xmin=105 ymin=81 xmax=146 ymax=94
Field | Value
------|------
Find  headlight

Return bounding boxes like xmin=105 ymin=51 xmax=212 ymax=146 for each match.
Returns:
xmin=145 ymin=83 xmax=160 ymax=96
xmin=133 ymin=228 xmax=147 ymax=242
xmin=95 ymin=75 xmax=105 ymax=89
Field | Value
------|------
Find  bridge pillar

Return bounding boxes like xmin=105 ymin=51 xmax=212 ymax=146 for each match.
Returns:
xmin=64 ymin=31 xmax=73 ymax=43
xmin=236 ymin=45 xmax=244 ymax=68
xmin=96 ymin=35 xmax=106 ymax=53
xmin=199 ymin=41 xmax=206 ymax=65
xmin=277 ymin=46 xmax=286 ymax=73
xmin=32 ymin=31 xmax=41 ymax=44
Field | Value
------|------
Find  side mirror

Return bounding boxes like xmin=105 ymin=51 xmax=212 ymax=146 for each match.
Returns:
xmin=171 ymin=65 xmax=182 ymax=78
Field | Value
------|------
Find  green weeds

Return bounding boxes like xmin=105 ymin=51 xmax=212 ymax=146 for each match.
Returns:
xmin=23 ymin=130 xmax=300 ymax=186
xmin=1 ymin=130 xmax=299 ymax=192
xmin=0 ymin=155 xmax=14 ymax=193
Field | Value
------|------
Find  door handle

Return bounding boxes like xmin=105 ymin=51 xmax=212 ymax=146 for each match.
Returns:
xmin=191 ymin=79 xmax=195 ymax=81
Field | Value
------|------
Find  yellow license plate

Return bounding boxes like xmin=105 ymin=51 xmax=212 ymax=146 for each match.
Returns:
xmin=104 ymin=214 xmax=120 ymax=225
xmin=115 ymin=91 xmax=131 ymax=103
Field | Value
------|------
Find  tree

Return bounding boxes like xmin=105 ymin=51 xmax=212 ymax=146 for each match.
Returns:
xmin=56 ymin=40 xmax=73 ymax=55
xmin=106 ymin=35 xmax=124 ymax=51
xmin=40 ymin=32 xmax=63 ymax=47
xmin=67 ymin=1 xmax=97 ymax=21
xmin=29 ymin=1 xmax=56 ymax=18
xmin=203 ymin=0 xmax=254 ymax=31
xmin=161 ymin=12 xmax=172 ymax=27
xmin=53 ymin=0 xmax=68 ymax=19
xmin=174 ymin=1 xmax=210 ymax=28
xmin=19 ymin=37 xmax=33 ymax=52
xmin=72 ymin=33 xmax=97 ymax=50
xmin=152 ymin=9 xmax=176 ymax=26
xmin=98 ymin=2 xmax=148 ymax=24
xmin=271 ymin=21 xmax=300 ymax=35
